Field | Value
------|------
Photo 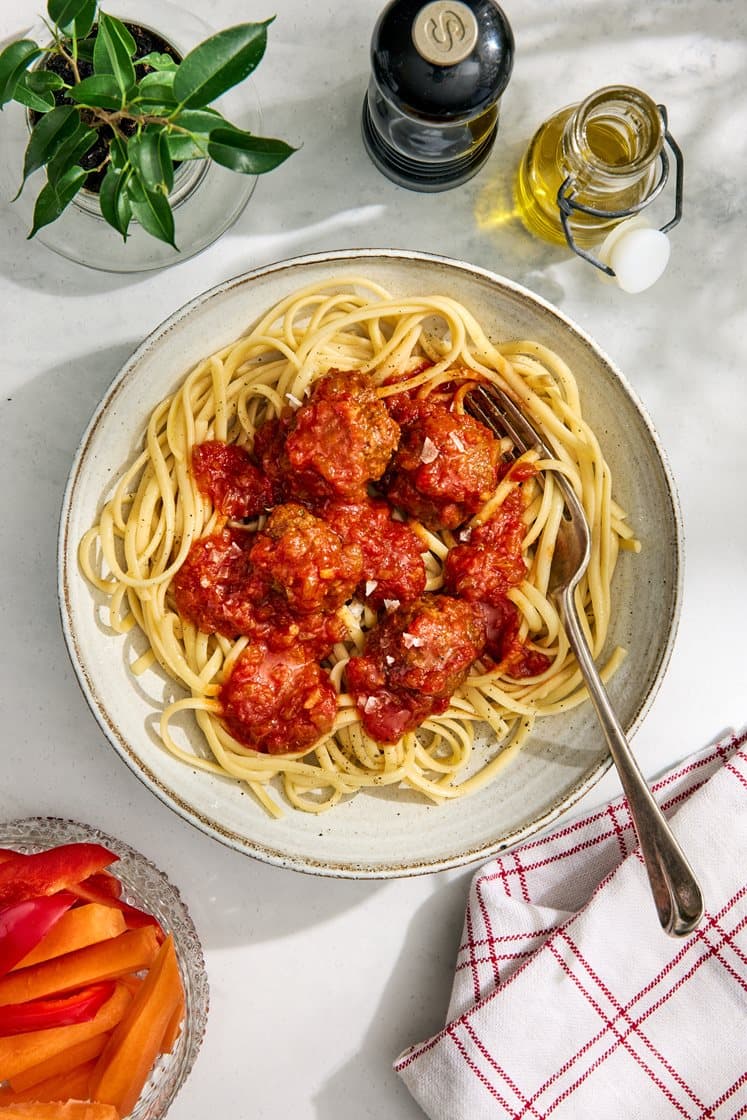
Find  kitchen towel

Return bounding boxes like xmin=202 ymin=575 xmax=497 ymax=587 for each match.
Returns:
xmin=395 ymin=728 xmax=747 ymax=1119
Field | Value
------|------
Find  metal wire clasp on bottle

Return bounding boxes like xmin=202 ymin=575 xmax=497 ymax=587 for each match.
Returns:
xmin=557 ymin=104 xmax=684 ymax=277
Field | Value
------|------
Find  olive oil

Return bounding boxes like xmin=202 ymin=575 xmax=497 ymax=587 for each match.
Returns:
xmin=515 ymin=87 xmax=665 ymax=249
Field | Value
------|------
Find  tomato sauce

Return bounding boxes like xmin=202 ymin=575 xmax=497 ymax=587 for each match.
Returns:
xmin=264 ymin=370 xmax=400 ymax=502
xmin=175 ymin=372 xmax=552 ymax=754
xmin=220 ymin=644 xmax=337 ymax=754
xmin=345 ymin=596 xmax=485 ymax=743
xmin=443 ymin=489 xmax=529 ymax=602
xmin=249 ymin=503 xmax=363 ymax=614
xmin=191 ymin=440 xmax=274 ymax=519
xmin=383 ymin=398 xmax=502 ymax=530
xmin=444 ymin=484 xmax=552 ymax=679
xmin=171 ymin=527 xmax=260 ymax=638
xmin=318 ymin=497 xmax=426 ymax=607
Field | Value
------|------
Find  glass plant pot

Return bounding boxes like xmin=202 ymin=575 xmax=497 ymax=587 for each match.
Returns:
xmin=0 ymin=0 xmax=261 ymax=272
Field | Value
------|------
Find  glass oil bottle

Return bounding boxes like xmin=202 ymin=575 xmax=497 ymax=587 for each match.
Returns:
xmin=515 ymin=85 xmax=683 ymax=289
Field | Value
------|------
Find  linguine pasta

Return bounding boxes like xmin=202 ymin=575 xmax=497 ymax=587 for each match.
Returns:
xmin=79 ymin=277 xmax=638 ymax=817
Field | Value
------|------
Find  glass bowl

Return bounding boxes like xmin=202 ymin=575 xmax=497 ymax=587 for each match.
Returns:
xmin=0 ymin=816 xmax=209 ymax=1119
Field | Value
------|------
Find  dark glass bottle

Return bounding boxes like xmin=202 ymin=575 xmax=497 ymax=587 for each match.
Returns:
xmin=362 ymin=0 xmax=514 ymax=192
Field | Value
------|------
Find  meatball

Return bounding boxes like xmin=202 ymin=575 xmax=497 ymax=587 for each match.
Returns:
xmin=271 ymin=369 xmax=400 ymax=502
xmin=472 ymin=600 xmax=552 ymax=679
xmin=171 ymin=527 xmax=261 ymax=637
xmin=345 ymin=594 xmax=486 ymax=743
xmin=384 ymin=399 xmax=501 ymax=530
xmin=319 ymin=497 xmax=426 ymax=607
xmin=248 ymin=502 xmax=363 ymax=614
xmin=372 ymin=595 xmax=486 ymax=696
xmin=220 ymin=644 xmax=337 ymax=754
xmin=191 ymin=440 xmax=274 ymax=520
xmin=443 ymin=489 xmax=529 ymax=604
xmin=252 ymin=414 xmax=290 ymax=504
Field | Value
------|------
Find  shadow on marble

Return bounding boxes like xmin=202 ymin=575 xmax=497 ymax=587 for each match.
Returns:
xmin=312 ymin=868 xmax=473 ymax=1120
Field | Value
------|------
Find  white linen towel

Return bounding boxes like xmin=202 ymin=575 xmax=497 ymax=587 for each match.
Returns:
xmin=396 ymin=728 xmax=747 ymax=1120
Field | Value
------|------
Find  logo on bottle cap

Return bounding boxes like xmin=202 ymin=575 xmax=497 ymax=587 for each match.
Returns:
xmin=412 ymin=1 xmax=479 ymax=66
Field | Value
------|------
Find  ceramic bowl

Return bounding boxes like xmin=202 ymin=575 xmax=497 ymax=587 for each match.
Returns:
xmin=58 ymin=250 xmax=682 ymax=877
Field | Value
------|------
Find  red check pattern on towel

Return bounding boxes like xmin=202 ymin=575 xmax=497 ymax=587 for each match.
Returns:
xmin=395 ymin=729 xmax=747 ymax=1120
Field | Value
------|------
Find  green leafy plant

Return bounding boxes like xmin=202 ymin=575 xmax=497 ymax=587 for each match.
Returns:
xmin=0 ymin=0 xmax=294 ymax=248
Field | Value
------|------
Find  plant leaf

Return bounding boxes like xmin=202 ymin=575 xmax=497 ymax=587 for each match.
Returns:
xmin=12 ymin=74 xmax=56 ymax=113
xmin=128 ymin=127 xmax=174 ymax=192
xmin=13 ymin=67 xmax=67 ymax=116
xmin=68 ymin=73 xmax=122 ymax=108
xmin=46 ymin=118 xmax=97 ymax=185
xmin=208 ymin=126 xmax=295 ymax=175
xmin=99 ymin=164 xmax=132 ymax=238
xmin=108 ymin=131 xmax=129 ymax=171
xmin=164 ymin=131 xmax=207 ymax=161
xmin=164 ymin=108 xmax=226 ymax=160
xmin=171 ymin=108 xmax=227 ymax=132
xmin=0 ymin=40 xmax=43 ymax=107
xmin=47 ymin=0 xmax=92 ymax=26
xmin=134 ymin=69 xmax=177 ymax=106
xmin=137 ymin=52 xmax=177 ymax=72
xmin=129 ymin=181 xmax=177 ymax=248
xmin=173 ymin=21 xmax=271 ymax=108
xmin=27 ymin=70 xmax=67 ymax=93
xmin=76 ymin=38 xmax=96 ymax=63
xmin=28 ymin=163 xmax=88 ymax=237
xmin=17 ymin=104 xmax=78 ymax=193
xmin=67 ymin=0 xmax=97 ymax=38
xmin=93 ymin=11 xmax=136 ymax=96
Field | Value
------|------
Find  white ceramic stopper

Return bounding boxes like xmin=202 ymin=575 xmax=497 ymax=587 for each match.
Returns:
xmin=598 ymin=218 xmax=671 ymax=293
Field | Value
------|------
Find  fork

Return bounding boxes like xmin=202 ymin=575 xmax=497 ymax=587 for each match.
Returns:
xmin=466 ymin=382 xmax=704 ymax=937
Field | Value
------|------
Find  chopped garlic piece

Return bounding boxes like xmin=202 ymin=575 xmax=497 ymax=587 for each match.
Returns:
xmin=419 ymin=436 xmax=439 ymax=463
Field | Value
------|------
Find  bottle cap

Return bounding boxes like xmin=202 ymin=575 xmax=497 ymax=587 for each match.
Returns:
xmin=373 ymin=0 xmax=514 ymax=119
xmin=598 ymin=217 xmax=671 ymax=293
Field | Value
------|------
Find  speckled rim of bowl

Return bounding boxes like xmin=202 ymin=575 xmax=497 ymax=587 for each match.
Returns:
xmin=57 ymin=248 xmax=684 ymax=878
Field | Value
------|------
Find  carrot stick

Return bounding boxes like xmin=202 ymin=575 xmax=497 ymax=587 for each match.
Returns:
xmin=9 ymin=1034 xmax=108 ymax=1092
xmin=0 ymin=984 xmax=131 ymax=1080
xmin=0 ymin=1104 xmax=119 ymax=1120
xmin=0 ymin=1058 xmax=97 ymax=1104
xmin=159 ymin=985 xmax=185 ymax=1054
xmin=90 ymin=935 xmax=183 ymax=1117
xmin=0 ymin=927 xmax=159 ymax=1006
xmin=12 ymin=906 xmax=127 ymax=971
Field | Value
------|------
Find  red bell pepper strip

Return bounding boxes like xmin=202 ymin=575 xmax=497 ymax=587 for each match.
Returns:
xmin=70 ymin=879 xmax=163 ymax=939
xmin=0 ymin=844 xmax=118 ymax=908
xmin=83 ymin=871 xmax=123 ymax=900
xmin=0 ymin=892 xmax=76 ymax=979
xmin=0 ymin=980 xmax=115 ymax=1036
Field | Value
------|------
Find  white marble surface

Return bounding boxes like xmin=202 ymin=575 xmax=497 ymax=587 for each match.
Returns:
xmin=1 ymin=0 xmax=746 ymax=1116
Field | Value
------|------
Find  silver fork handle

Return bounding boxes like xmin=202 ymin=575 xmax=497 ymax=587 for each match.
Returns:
xmin=558 ymin=586 xmax=704 ymax=937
